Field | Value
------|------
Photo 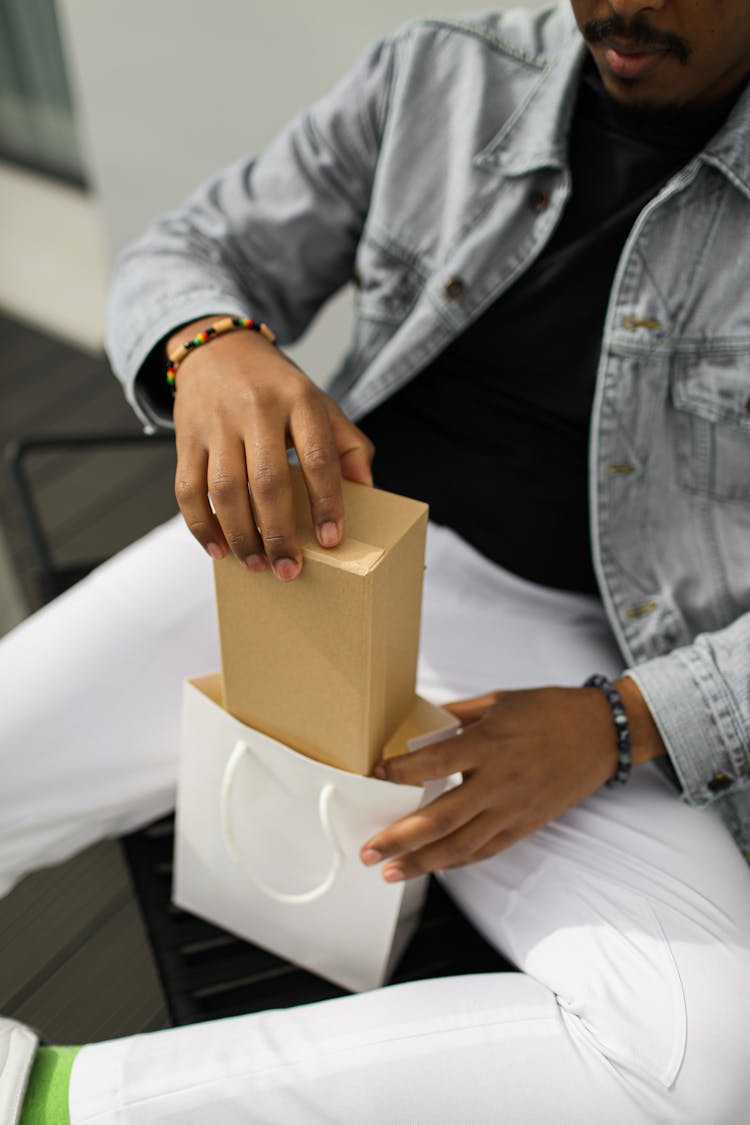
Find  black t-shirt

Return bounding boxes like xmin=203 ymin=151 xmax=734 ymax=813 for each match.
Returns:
xmin=359 ymin=62 xmax=736 ymax=594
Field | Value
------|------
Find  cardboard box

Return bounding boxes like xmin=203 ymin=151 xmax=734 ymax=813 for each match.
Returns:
xmin=213 ymin=468 xmax=429 ymax=775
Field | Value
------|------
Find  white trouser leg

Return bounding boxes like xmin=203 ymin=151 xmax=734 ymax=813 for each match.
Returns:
xmin=71 ymin=767 xmax=750 ymax=1125
xmin=66 ymin=524 xmax=750 ymax=1124
xmin=0 ymin=516 xmax=217 ymax=896
xmin=440 ymin=761 xmax=750 ymax=1124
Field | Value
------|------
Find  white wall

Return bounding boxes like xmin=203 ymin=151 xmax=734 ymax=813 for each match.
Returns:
xmin=0 ymin=161 xmax=108 ymax=350
xmin=56 ymin=0 xmax=541 ymax=376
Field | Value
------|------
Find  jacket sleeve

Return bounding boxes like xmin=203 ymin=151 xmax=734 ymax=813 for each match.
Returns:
xmin=626 ymin=613 xmax=750 ymax=809
xmin=105 ymin=35 xmax=396 ymax=429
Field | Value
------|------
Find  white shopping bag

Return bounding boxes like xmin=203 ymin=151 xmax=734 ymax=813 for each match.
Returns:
xmin=173 ymin=674 xmax=458 ymax=992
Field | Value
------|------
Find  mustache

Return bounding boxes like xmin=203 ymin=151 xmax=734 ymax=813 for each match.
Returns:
xmin=583 ymin=15 xmax=691 ymax=66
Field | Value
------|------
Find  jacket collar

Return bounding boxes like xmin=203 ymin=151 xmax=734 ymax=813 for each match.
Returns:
xmin=700 ymin=80 xmax=750 ymax=200
xmin=474 ymin=15 xmax=585 ymax=178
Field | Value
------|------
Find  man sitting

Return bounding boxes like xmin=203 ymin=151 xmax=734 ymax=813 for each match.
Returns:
xmin=2 ymin=1 xmax=750 ymax=1121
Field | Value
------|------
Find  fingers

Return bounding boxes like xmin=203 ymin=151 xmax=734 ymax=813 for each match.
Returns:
xmin=361 ymin=685 xmax=628 ymax=883
xmin=442 ymin=692 xmax=502 ymax=726
xmin=383 ymin=813 xmax=510 ymax=881
xmin=175 ymin=427 xmax=276 ymax=570
xmin=327 ymin=402 xmax=374 ymax=486
xmin=373 ymin=728 xmax=476 ymax=786
xmin=361 ymin=783 xmax=477 ymax=869
xmin=244 ymin=429 xmax=302 ymax=580
xmin=244 ymin=397 xmax=374 ymax=570
xmin=174 ymin=440 xmax=230 ymax=561
xmin=289 ymin=392 xmax=345 ymax=549
xmin=173 ymin=335 xmax=373 ymax=573
xmin=362 ymin=718 xmax=518 ymax=881
xmin=208 ymin=442 xmax=269 ymax=570
xmin=361 ymin=785 xmax=509 ymax=881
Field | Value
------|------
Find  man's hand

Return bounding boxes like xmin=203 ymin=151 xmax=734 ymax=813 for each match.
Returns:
xmin=360 ymin=678 xmax=666 ymax=881
xmin=170 ymin=316 xmax=374 ymax=580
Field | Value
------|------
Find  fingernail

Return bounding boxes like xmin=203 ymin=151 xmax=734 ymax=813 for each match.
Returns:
xmin=360 ymin=847 xmax=382 ymax=866
xmin=318 ymin=521 xmax=340 ymax=548
xmin=206 ymin=543 xmax=225 ymax=560
xmin=372 ymin=763 xmax=387 ymax=780
xmin=274 ymin=557 xmax=299 ymax=581
xmin=244 ymin=554 xmax=267 ymax=573
xmin=383 ymin=866 xmax=404 ymax=883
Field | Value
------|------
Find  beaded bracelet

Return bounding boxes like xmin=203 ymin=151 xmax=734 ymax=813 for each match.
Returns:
xmin=584 ymin=674 xmax=632 ymax=786
xmin=166 ymin=315 xmax=276 ymax=390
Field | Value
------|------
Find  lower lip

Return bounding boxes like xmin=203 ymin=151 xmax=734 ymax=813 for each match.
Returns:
xmin=604 ymin=45 xmax=669 ymax=80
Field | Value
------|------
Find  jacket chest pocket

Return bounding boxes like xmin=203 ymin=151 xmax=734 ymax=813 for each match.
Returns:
xmin=671 ymin=352 xmax=750 ymax=502
xmin=354 ymin=231 xmax=425 ymax=324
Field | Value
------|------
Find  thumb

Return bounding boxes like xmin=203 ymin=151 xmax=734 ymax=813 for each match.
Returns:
xmin=340 ymin=445 xmax=374 ymax=486
xmin=328 ymin=406 xmax=374 ymax=486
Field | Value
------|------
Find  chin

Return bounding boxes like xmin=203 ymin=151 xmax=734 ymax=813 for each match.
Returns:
xmin=596 ymin=66 xmax=687 ymax=110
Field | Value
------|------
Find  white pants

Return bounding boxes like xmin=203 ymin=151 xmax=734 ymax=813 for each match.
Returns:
xmin=2 ymin=519 xmax=750 ymax=1124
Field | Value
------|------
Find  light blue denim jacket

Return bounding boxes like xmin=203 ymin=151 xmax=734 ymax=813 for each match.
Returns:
xmin=108 ymin=3 xmax=750 ymax=858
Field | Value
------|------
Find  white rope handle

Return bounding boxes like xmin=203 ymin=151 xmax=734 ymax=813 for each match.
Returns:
xmin=219 ymin=739 xmax=343 ymax=905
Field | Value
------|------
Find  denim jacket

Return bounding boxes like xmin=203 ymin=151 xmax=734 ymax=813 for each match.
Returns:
xmin=108 ymin=3 xmax=750 ymax=859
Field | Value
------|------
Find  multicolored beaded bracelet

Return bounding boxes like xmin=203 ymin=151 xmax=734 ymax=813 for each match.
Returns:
xmin=584 ymin=673 xmax=633 ymax=786
xmin=166 ymin=315 xmax=277 ymax=390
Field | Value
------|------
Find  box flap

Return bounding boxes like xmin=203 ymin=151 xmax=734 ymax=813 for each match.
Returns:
xmin=299 ymin=530 xmax=384 ymax=575
xmin=382 ymin=696 xmax=460 ymax=761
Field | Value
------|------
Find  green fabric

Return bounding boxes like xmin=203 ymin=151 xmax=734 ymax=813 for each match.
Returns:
xmin=19 ymin=1045 xmax=81 ymax=1125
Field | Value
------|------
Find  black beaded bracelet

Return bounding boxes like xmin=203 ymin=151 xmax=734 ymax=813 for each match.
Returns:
xmin=584 ymin=674 xmax=632 ymax=786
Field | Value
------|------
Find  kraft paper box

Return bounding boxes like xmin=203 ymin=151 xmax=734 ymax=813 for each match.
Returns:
xmin=213 ymin=468 xmax=429 ymax=775
xmin=173 ymin=674 xmax=459 ymax=992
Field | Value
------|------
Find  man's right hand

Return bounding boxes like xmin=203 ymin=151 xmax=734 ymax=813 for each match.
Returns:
xmin=169 ymin=316 xmax=374 ymax=580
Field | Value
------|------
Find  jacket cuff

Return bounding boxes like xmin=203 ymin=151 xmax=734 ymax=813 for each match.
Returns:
xmin=106 ymin=290 xmax=252 ymax=432
xmin=627 ymin=646 xmax=750 ymax=807
xmin=0 ymin=1018 xmax=38 ymax=1125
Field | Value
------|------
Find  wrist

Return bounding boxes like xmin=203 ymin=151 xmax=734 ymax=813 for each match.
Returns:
xmin=166 ymin=314 xmax=277 ymax=392
xmin=614 ymin=675 xmax=666 ymax=765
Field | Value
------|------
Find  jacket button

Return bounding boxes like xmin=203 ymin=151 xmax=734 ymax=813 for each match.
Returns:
xmin=707 ymin=772 xmax=732 ymax=793
xmin=530 ymin=190 xmax=549 ymax=213
xmin=605 ymin=462 xmax=636 ymax=477
xmin=622 ymin=315 xmax=662 ymax=331
xmin=625 ymin=600 xmax=657 ymax=619
xmin=444 ymin=277 xmax=467 ymax=301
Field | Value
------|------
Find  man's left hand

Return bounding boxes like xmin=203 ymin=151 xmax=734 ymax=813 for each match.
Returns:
xmin=360 ymin=681 xmax=665 ymax=882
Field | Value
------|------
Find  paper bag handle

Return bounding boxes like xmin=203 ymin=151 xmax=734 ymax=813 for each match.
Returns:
xmin=220 ymin=739 xmax=344 ymax=905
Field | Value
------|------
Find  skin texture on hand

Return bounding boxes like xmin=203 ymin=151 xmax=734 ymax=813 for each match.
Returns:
xmin=168 ymin=316 xmax=374 ymax=580
xmin=361 ymin=676 xmax=666 ymax=882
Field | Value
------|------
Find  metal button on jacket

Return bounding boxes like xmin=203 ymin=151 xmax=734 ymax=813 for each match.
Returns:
xmin=444 ymin=277 xmax=467 ymax=301
xmin=707 ymin=772 xmax=733 ymax=794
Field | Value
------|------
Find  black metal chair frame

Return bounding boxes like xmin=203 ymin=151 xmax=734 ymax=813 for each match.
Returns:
xmin=5 ymin=431 xmax=174 ymax=602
